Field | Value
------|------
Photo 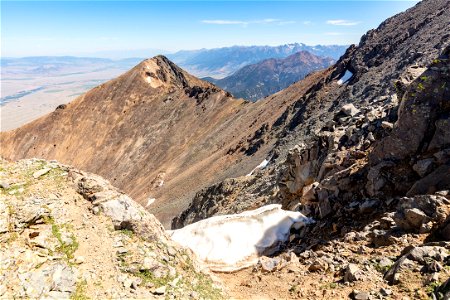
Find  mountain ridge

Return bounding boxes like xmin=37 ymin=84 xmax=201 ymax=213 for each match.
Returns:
xmin=204 ymin=51 xmax=335 ymax=101
xmin=1 ymin=0 xmax=449 ymax=229
xmin=172 ymin=0 xmax=450 ymax=227
xmin=0 ymin=53 xmax=329 ymax=226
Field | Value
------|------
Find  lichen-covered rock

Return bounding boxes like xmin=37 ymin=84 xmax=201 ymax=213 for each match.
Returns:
xmin=385 ymin=244 xmax=450 ymax=284
xmin=344 ymin=263 xmax=363 ymax=282
xmin=0 ymin=200 xmax=9 ymax=234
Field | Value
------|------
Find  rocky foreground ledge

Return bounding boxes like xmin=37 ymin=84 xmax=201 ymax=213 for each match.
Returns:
xmin=2 ymin=159 xmax=450 ymax=300
xmin=0 ymin=158 xmax=222 ymax=299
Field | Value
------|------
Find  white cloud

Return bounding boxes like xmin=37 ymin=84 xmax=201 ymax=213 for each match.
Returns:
xmin=201 ymin=19 xmax=295 ymax=26
xmin=326 ymin=19 xmax=360 ymax=26
xmin=302 ymin=21 xmax=312 ymax=25
xmin=257 ymin=18 xmax=279 ymax=23
xmin=202 ymin=20 xmax=248 ymax=25
xmin=278 ymin=21 xmax=297 ymax=25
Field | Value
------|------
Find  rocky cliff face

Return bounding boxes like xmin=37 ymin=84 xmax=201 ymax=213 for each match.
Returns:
xmin=205 ymin=51 xmax=335 ymax=101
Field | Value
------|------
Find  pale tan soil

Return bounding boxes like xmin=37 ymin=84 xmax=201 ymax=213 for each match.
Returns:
xmin=217 ymin=235 xmax=438 ymax=300
xmin=1 ymin=89 xmax=76 ymax=131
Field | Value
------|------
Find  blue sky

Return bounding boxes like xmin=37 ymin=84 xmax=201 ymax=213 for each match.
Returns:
xmin=1 ymin=1 xmax=418 ymax=57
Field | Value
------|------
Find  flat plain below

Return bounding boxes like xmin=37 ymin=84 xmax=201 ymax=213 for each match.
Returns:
xmin=1 ymin=59 xmax=136 ymax=131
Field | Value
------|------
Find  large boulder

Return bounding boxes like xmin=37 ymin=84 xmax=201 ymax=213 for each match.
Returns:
xmin=394 ymin=194 xmax=450 ymax=233
xmin=70 ymin=169 xmax=166 ymax=241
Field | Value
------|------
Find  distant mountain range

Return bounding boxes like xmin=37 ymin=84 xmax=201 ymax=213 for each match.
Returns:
xmin=1 ymin=43 xmax=347 ymax=79
xmin=203 ymin=51 xmax=335 ymax=101
xmin=168 ymin=43 xmax=347 ymax=78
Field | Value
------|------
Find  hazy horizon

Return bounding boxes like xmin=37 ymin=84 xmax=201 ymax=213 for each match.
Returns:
xmin=1 ymin=42 xmax=348 ymax=60
xmin=2 ymin=1 xmax=418 ymax=58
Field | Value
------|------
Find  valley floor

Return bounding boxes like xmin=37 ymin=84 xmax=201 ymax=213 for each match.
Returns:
xmin=0 ymin=67 xmax=129 ymax=131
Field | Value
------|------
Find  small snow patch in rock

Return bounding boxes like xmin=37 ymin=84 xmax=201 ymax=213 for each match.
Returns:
xmin=247 ymin=159 xmax=270 ymax=176
xmin=337 ymin=69 xmax=353 ymax=85
xmin=146 ymin=198 xmax=156 ymax=207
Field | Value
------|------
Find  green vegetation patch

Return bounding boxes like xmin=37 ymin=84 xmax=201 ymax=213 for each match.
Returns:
xmin=119 ymin=229 xmax=134 ymax=237
xmin=137 ymin=269 xmax=175 ymax=288
xmin=417 ymin=82 xmax=425 ymax=91
xmin=71 ymin=280 xmax=90 ymax=300
xmin=374 ymin=263 xmax=391 ymax=274
xmin=48 ymin=218 xmax=79 ymax=261
xmin=179 ymin=251 xmax=223 ymax=300
xmin=0 ymin=160 xmax=68 ymax=198
xmin=425 ymin=281 xmax=441 ymax=295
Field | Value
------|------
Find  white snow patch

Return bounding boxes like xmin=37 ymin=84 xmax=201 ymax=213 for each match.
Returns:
xmin=246 ymin=159 xmax=270 ymax=176
xmin=337 ymin=69 xmax=353 ymax=85
xmin=146 ymin=198 xmax=156 ymax=207
xmin=168 ymin=204 xmax=314 ymax=272
xmin=158 ymin=180 xmax=164 ymax=187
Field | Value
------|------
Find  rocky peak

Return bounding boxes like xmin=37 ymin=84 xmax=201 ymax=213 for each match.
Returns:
xmin=206 ymin=50 xmax=334 ymax=101
xmin=138 ymin=55 xmax=189 ymax=89
xmin=0 ymin=53 xmax=243 ymax=227
xmin=173 ymin=0 xmax=450 ymax=236
xmin=137 ymin=55 xmax=223 ymax=95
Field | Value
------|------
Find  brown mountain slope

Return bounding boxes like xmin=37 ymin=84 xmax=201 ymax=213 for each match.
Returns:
xmin=0 ymin=55 xmax=327 ymax=226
